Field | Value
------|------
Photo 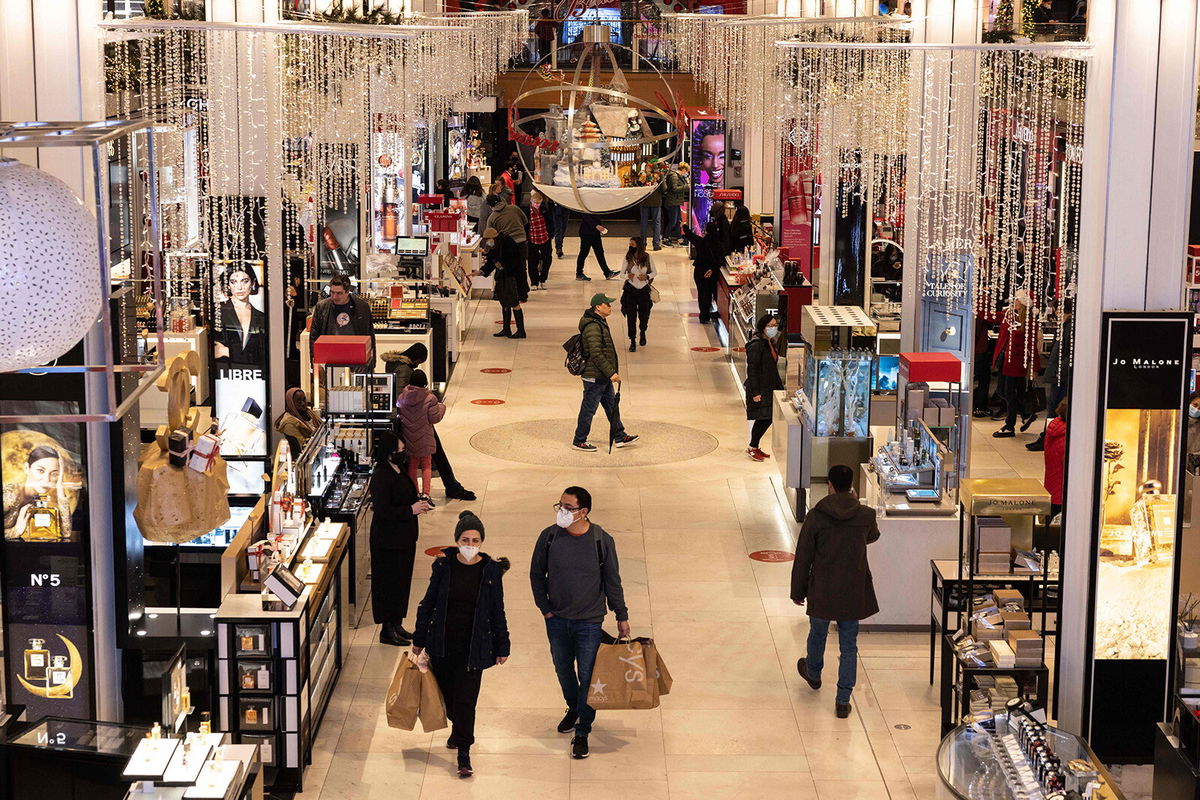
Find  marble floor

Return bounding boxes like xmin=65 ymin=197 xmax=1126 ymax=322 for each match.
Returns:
xmin=296 ymin=237 xmax=1043 ymax=799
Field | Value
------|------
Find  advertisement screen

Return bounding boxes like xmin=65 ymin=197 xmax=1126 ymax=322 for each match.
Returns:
xmin=689 ymin=116 xmax=725 ymax=232
xmin=212 ymin=261 xmax=269 ymax=463
xmin=1092 ymin=314 xmax=1191 ymax=661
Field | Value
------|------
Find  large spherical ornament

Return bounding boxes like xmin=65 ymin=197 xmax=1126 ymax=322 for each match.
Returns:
xmin=0 ymin=158 xmax=102 ymax=372
xmin=510 ymin=25 xmax=680 ymax=214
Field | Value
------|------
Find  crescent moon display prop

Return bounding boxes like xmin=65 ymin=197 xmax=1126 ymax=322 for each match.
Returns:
xmin=18 ymin=633 xmax=82 ymax=698
xmin=510 ymin=29 xmax=680 ymax=215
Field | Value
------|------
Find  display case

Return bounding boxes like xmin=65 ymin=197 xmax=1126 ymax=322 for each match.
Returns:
xmin=0 ymin=717 xmax=149 ymax=800
xmin=804 ymin=348 xmax=872 ymax=438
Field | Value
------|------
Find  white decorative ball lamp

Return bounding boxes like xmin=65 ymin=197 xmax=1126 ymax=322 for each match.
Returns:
xmin=0 ymin=157 xmax=103 ymax=372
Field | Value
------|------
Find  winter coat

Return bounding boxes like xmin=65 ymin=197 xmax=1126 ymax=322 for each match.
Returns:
xmin=369 ymin=462 xmax=420 ymax=549
xmin=639 ymin=182 xmax=664 ymax=207
xmin=273 ymin=409 xmax=322 ymax=450
xmin=382 ymin=352 xmax=419 ymax=389
xmin=790 ymin=491 xmax=881 ymax=621
xmin=993 ymin=317 xmax=1041 ymax=378
xmin=413 ymin=548 xmax=512 ymax=671
xmin=1043 ymin=416 xmax=1067 ymax=505
xmin=744 ymin=333 xmax=783 ymax=421
xmin=728 ymin=218 xmax=754 ymax=254
xmin=466 ymin=193 xmax=485 ymax=220
xmin=397 ymin=385 xmax=446 ymax=458
xmin=481 ymin=233 xmax=522 ymax=308
xmin=684 ymin=227 xmax=724 ymax=279
xmin=489 ymin=202 xmax=528 ymax=244
xmin=663 ymin=171 xmax=689 ymax=207
xmin=579 ymin=308 xmax=619 ymax=381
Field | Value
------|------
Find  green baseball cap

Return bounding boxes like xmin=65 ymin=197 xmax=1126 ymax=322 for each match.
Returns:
xmin=590 ymin=292 xmax=616 ymax=307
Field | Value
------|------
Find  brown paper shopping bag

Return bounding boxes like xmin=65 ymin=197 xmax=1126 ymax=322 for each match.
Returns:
xmin=648 ymin=641 xmax=672 ymax=696
xmin=418 ymin=666 xmax=448 ymax=732
xmin=587 ymin=637 xmax=661 ymax=710
xmin=385 ymin=656 xmax=423 ymax=730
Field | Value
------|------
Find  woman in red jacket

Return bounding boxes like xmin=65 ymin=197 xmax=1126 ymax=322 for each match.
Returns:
xmin=1043 ymin=398 xmax=1067 ymax=519
xmin=992 ymin=298 xmax=1041 ymax=437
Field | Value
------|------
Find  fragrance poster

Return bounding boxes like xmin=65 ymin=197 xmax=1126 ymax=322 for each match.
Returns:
xmin=1092 ymin=314 xmax=1190 ymax=661
xmin=1 ymin=415 xmax=87 ymax=543
xmin=690 ymin=116 xmax=725 ymax=232
xmin=212 ymin=261 xmax=268 ymax=461
xmin=778 ymin=121 xmax=814 ymax=278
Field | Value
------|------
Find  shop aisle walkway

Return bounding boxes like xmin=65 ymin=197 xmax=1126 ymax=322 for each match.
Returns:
xmin=299 ymin=237 xmax=942 ymax=800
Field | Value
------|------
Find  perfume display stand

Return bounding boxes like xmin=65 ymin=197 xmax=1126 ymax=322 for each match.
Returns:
xmin=215 ymin=521 xmax=350 ymax=794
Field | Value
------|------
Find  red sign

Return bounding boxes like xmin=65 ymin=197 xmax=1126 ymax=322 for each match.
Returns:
xmin=749 ymin=550 xmax=795 ymax=563
xmin=690 ymin=346 xmax=721 ymax=352
xmin=712 ymin=188 xmax=743 ymax=201
xmin=471 ymin=399 xmax=505 ymax=405
xmin=480 ymin=368 xmax=513 ymax=374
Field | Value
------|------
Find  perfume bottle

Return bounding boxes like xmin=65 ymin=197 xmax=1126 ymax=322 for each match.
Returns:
xmin=242 ymin=670 xmax=256 ymax=689
xmin=24 ymin=495 xmax=62 ymax=541
xmin=24 ymin=638 xmax=49 ymax=682
xmin=151 ymin=722 xmax=162 ymax=740
xmin=198 ymin=711 xmax=211 ymax=735
xmin=48 ymin=655 xmax=72 ymax=697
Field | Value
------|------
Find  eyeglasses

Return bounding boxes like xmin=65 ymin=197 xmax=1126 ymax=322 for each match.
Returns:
xmin=553 ymin=503 xmax=580 ymax=512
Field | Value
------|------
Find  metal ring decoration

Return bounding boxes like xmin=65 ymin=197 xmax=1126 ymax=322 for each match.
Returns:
xmin=510 ymin=32 xmax=681 ymax=214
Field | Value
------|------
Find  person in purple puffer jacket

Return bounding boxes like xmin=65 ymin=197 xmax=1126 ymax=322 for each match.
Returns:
xmin=397 ymin=369 xmax=446 ymax=505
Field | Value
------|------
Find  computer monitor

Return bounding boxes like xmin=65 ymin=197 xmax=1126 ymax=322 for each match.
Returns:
xmin=874 ymin=355 xmax=899 ymax=392
xmin=394 ymin=237 xmax=429 ymax=256
xmin=561 ymin=8 xmax=622 ymax=44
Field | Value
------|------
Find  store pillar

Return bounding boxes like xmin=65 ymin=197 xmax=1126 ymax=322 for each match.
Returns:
xmin=1056 ymin=0 xmax=1200 ymax=756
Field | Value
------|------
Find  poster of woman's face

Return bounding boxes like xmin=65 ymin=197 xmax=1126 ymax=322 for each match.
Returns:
xmin=211 ymin=262 xmax=269 ymax=462
xmin=690 ymin=117 xmax=726 ymax=232
xmin=1 ymin=417 xmax=87 ymax=543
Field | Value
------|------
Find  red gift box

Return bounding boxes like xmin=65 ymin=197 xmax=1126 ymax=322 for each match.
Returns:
xmin=313 ymin=335 xmax=372 ymax=366
xmin=427 ymin=211 xmax=462 ymax=233
xmin=900 ymin=352 xmax=962 ymax=384
xmin=417 ymin=194 xmax=444 ymax=206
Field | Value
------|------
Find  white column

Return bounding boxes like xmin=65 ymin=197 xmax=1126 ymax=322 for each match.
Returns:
xmin=1057 ymin=0 xmax=1200 ymax=734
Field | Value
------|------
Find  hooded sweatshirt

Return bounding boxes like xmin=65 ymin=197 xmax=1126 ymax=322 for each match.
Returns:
xmin=790 ymin=491 xmax=880 ymax=621
xmin=397 ymin=384 xmax=446 ymax=458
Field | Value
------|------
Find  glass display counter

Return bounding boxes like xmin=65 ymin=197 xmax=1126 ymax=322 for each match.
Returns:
xmin=937 ymin=715 xmax=1125 ymax=799
xmin=1 ymin=717 xmax=149 ymax=799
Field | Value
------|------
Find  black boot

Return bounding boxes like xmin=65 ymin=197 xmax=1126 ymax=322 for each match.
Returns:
xmin=1026 ymin=432 xmax=1045 ymax=452
xmin=639 ymin=331 xmax=647 ymax=346
xmin=379 ymin=622 xmax=409 ymax=646
xmin=511 ymin=309 xmax=527 ymax=338
xmin=494 ymin=306 xmax=512 ymax=337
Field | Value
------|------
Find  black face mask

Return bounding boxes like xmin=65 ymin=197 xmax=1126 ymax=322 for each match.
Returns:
xmin=389 ymin=451 xmax=406 ymax=467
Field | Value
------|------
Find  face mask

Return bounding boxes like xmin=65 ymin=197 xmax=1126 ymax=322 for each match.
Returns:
xmin=458 ymin=545 xmax=480 ymax=561
xmin=1190 ymin=406 xmax=1200 ymax=419
xmin=389 ymin=450 xmax=405 ymax=467
xmin=765 ymin=326 xmax=779 ymax=339
xmin=556 ymin=507 xmax=577 ymax=528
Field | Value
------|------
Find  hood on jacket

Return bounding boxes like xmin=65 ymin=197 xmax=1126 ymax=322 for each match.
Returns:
xmin=436 ymin=547 xmax=512 ymax=572
xmin=813 ymin=491 xmax=866 ymax=521
xmin=579 ymin=308 xmax=607 ymax=331
xmin=400 ymin=384 xmax=432 ymax=407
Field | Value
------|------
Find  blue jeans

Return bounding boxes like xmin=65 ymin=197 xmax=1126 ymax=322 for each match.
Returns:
xmin=639 ymin=205 xmax=662 ymax=249
xmin=805 ymin=617 xmax=859 ymax=704
xmin=545 ymin=616 xmax=603 ymax=735
xmin=663 ymin=204 xmax=682 ymax=242
xmin=574 ymin=379 xmax=625 ymax=445
xmin=552 ymin=205 xmax=569 ymax=253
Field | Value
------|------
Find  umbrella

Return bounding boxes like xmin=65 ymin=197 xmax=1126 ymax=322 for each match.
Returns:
xmin=608 ymin=380 xmax=623 ymax=453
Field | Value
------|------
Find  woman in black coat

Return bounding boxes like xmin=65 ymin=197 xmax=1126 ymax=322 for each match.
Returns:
xmin=684 ymin=221 xmax=724 ymax=323
xmin=413 ymin=511 xmax=510 ymax=779
xmin=744 ymin=313 xmax=784 ymax=461
xmin=369 ymin=431 xmax=432 ymax=646
xmin=478 ymin=228 xmax=526 ymax=339
xmin=728 ymin=205 xmax=755 ymax=254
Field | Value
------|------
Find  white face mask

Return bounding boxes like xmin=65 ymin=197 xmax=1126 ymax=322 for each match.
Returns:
xmin=458 ymin=545 xmax=480 ymax=561
xmin=765 ymin=326 xmax=779 ymax=339
xmin=1190 ymin=406 xmax=1200 ymax=419
xmin=556 ymin=507 xmax=577 ymax=528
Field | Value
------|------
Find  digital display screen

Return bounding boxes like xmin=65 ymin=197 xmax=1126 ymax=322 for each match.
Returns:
xmin=394 ymin=237 xmax=429 ymax=256
xmin=874 ymin=355 xmax=899 ymax=391
xmin=561 ymin=8 xmax=622 ymax=44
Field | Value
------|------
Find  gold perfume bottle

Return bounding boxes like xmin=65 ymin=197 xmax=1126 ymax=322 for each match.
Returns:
xmin=198 ymin=711 xmax=211 ymax=735
xmin=24 ymin=638 xmax=49 ymax=682
xmin=241 ymin=671 xmax=255 ymax=689
xmin=48 ymin=655 xmax=72 ymax=697
xmin=24 ymin=496 xmax=62 ymax=541
xmin=244 ymin=706 xmax=258 ymax=725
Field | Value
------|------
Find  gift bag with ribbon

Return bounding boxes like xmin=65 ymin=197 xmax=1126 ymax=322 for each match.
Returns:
xmin=586 ymin=633 xmax=666 ymax=710
xmin=385 ymin=651 xmax=448 ymax=731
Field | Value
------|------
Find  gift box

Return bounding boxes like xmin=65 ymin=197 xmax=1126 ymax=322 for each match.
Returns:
xmin=900 ymin=352 xmax=963 ymax=384
xmin=313 ymin=334 xmax=372 ymax=366
xmin=1001 ymin=610 xmax=1031 ymax=630
xmin=188 ymin=449 xmax=218 ymax=474
xmin=193 ymin=432 xmax=220 ymax=458
xmin=993 ymin=589 xmax=1024 ymax=609
xmin=169 ymin=429 xmax=191 ymax=455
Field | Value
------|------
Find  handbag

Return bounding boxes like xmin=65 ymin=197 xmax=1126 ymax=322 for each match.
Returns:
xmin=649 ymin=283 xmax=661 ymax=304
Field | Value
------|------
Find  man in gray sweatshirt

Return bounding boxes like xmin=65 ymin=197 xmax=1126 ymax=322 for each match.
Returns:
xmin=530 ymin=485 xmax=630 ymax=760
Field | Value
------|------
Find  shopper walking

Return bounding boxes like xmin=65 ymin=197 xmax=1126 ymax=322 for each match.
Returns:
xmin=310 ymin=273 xmax=377 ymax=372
xmin=1028 ymin=303 xmax=1073 ymax=452
xmin=619 ymin=237 xmax=657 ymax=352
xmin=992 ymin=295 xmax=1040 ymax=438
xmin=397 ymin=369 xmax=446 ymax=506
xmin=369 ymin=431 xmax=432 ymax=646
xmin=384 ymin=343 xmax=476 ymax=501
xmin=462 ymin=175 xmax=486 ymax=228
xmin=527 ymin=189 xmax=555 ymax=290
xmin=552 ymin=202 xmax=570 ymax=259
xmin=488 ymin=195 xmax=530 ymax=301
xmin=273 ymin=387 xmax=322 ymax=452
xmin=413 ymin=511 xmax=511 ymax=779
xmin=638 ymin=180 xmax=664 ymax=251
xmin=744 ymin=314 xmax=784 ymax=461
xmin=530 ymin=486 xmax=631 ymax=759
xmin=572 ymin=294 xmax=639 ymax=452
xmin=662 ymin=163 xmax=689 ymax=246
xmin=577 ymin=213 xmax=617 ymax=281
xmin=684 ymin=221 xmax=723 ymax=323
xmin=478 ymin=227 xmax=527 ymax=339
xmin=791 ymin=464 xmax=880 ymax=718
xmin=1043 ymin=398 xmax=1067 ymax=521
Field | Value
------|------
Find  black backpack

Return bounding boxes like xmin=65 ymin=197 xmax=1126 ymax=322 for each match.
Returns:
xmin=563 ymin=320 xmax=598 ymax=376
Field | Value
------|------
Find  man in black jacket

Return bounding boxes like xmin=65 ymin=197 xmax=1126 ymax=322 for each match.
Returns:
xmin=573 ymin=294 xmax=638 ymax=452
xmin=790 ymin=464 xmax=880 ymax=718
xmin=310 ymin=274 xmax=376 ymax=373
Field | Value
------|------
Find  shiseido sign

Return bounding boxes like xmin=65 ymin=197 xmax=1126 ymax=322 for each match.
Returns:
xmin=1103 ymin=314 xmax=1192 ymax=410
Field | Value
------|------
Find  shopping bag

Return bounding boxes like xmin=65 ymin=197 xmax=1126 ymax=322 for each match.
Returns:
xmin=587 ymin=635 xmax=661 ymax=710
xmin=385 ymin=656 xmax=423 ymax=730
xmin=418 ymin=665 xmax=448 ymax=732
xmin=648 ymin=641 xmax=672 ymax=696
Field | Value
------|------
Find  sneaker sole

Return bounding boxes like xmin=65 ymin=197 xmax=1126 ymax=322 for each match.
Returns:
xmin=572 ymin=446 xmax=598 ymax=453
xmin=613 ymin=439 xmax=638 ymax=448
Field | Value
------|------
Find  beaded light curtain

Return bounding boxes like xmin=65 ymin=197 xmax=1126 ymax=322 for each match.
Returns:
xmin=777 ymin=42 xmax=1087 ymax=373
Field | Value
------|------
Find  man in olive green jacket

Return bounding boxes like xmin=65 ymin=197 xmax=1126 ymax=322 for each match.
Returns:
xmin=572 ymin=293 xmax=640 ymax=453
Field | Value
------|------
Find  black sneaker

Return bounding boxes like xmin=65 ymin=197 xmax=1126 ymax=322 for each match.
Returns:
xmin=445 ymin=486 xmax=477 ymax=501
xmin=604 ymin=271 xmax=617 ymax=280
xmin=613 ymin=433 xmax=639 ymax=448
xmin=1020 ymin=414 xmax=1038 ymax=432
xmin=419 ymin=494 xmax=437 ymax=508
xmin=992 ymin=427 xmax=1015 ymax=438
xmin=576 ymin=274 xmax=591 ymax=282
xmin=457 ymin=748 xmax=473 ymax=778
xmin=557 ymin=709 xmax=578 ymax=733
xmin=572 ymin=442 xmax=598 ymax=453
xmin=446 ymin=735 xmax=457 ymax=750
xmin=639 ymin=332 xmax=646 ymax=346
xmin=836 ymin=702 xmax=852 ymax=719
xmin=571 ymin=734 xmax=589 ymax=759
xmin=796 ymin=658 xmax=822 ymax=690
xmin=1025 ymin=435 xmax=1045 ymax=452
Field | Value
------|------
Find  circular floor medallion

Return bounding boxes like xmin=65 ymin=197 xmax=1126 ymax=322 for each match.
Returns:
xmin=749 ymin=550 xmax=795 ymax=563
xmin=424 ymin=546 xmax=446 ymax=557
xmin=691 ymin=346 xmax=721 ymax=352
xmin=469 ymin=418 xmax=719 ymax=467
xmin=480 ymin=368 xmax=512 ymax=374
xmin=471 ymin=398 xmax=505 ymax=405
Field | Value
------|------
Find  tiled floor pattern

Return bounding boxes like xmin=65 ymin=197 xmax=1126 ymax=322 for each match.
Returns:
xmin=298 ymin=238 xmax=1055 ymax=799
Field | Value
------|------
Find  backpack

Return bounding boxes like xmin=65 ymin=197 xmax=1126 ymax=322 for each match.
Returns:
xmin=562 ymin=320 xmax=598 ymax=376
xmin=545 ymin=528 xmax=606 ymax=569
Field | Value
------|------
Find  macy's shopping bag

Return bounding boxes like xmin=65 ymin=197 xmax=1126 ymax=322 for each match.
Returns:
xmin=586 ymin=634 xmax=671 ymax=710
xmin=385 ymin=652 xmax=448 ymax=732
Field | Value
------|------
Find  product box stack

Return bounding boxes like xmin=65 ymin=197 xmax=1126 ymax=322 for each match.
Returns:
xmin=993 ymin=589 xmax=1044 ymax=668
xmin=975 ymin=516 xmax=1012 ymax=574
xmin=972 ymin=674 xmax=1021 ymax=714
